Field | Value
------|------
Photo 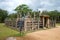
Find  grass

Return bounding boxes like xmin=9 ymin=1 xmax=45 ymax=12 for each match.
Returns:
xmin=56 ymin=23 xmax=60 ymax=26
xmin=0 ymin=23 xmax=25 ymax=40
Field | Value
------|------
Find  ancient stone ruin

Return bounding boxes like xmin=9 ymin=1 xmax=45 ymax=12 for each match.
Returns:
xmin=5 ymin=12 xmax=56 ymax=32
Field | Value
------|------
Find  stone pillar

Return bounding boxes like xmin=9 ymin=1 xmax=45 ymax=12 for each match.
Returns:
xmin=24 ymin=19 xmax=27 ymax=32
xmin=34 ymin=12 xmax=36 ymax=20
xmin=43 ymin=17 xmax=44 ymax=28
xmin=47 ymin=18 xmax=50 ymax=28
xmin=16 ymin=18 xmax=18 ymax=29
xmin=54 ymin=19 xmax=56 ymax=27
xmin=32 ymin=18 xmax=34 ymax=31
xmin=38 ymin=20 xmax=39 ymax=29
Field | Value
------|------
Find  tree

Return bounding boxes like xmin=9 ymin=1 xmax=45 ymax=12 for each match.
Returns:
xmin=8 ymin=13 xmax=17 ymax=20
xmin=15 ymin=4 xmax=32 ymax=17
xmin=41 ymin=11 xmax=48 ymax=15
xmin=0 ymin=9 xmax=8 ymax=23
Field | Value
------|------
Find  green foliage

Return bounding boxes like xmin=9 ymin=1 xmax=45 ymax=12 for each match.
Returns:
xmin=0 ymin=9 xmax=8 ymax=23
xmin=8 ymin=13 xmax=17 ymax=20
xmin=48 ymin=10 xmax=59 ymax=17
xmin=15 ymin=4 xmax=32 ymax=17
xmin=41 ymin=11 xmax=48 ymax=15
xmin=41 ymin=10 xmax=60 ymax=17
xmin=13 ymin=32 xmax=25 ymax=37
xmin=12 ymin=4 xmax=40 ymax=18
xmin=30 ymin=11 xmax=39 ymax=18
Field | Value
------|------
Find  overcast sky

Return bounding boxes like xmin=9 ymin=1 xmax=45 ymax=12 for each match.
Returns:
xmin=0 ymin=0 xmax=60 ymax=13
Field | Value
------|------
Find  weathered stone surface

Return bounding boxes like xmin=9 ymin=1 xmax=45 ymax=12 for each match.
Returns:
xmin=6 ymin=37 xmax=16 ymax=40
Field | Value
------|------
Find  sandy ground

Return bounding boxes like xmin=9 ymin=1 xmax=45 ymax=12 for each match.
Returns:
xmin=15 ymin=26 xmax=60 ymax=40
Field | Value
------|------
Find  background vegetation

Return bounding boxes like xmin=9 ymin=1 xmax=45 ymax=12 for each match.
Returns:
xmin=0 ymin=4 xmax=60 ymax=23
xmin=0 ymin=9 xmax=8 ymax=23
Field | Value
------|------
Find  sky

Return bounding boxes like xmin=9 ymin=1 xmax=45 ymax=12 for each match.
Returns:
xmin=0 ymin=0 xmax=60 ymax=13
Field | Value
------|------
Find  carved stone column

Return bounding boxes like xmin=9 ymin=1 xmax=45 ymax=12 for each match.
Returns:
xmin=47 ymin=18 xmax=50 ymax=28
xmin=43 ymin=17 xmax=44 ymax=28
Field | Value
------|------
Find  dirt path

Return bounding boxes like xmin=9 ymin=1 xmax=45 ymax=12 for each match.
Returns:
xmin=16 ymin=26 xmax=60 ymax=40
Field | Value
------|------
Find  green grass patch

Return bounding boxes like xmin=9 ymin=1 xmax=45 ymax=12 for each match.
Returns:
xmin=0 ymin=23 xmax=25 ymax=40
xmin=13 ymin=32 xmax=25 ymax=37
xmin=56 ymin=23 xmax=60 ymax=26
